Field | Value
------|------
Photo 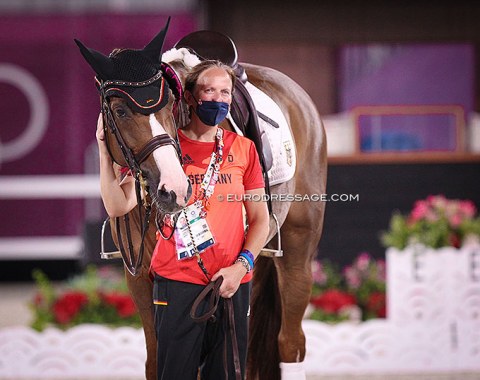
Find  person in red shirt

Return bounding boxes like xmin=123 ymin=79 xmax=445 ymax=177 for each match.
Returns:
xmin=151 ymin=60 xmax=269 ymax=380
xmin=96 ymin=60 xmax=269 ymax=380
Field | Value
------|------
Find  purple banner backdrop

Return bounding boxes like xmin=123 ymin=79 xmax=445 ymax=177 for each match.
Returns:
xmin=0 ymin=14 xmax=196 ymax=239
xmin=339 ymin=44 xmax=474 ymax=151
xmin=340 ymin=43 xmax=474 ymax=112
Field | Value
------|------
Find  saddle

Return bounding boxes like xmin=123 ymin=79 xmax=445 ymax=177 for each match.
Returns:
xmin=175 ymin=31 xmax=274 ymax=213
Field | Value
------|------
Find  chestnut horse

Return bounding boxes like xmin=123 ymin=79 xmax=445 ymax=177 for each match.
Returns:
xmin=76 ymin=24 xmax=327 ymax=380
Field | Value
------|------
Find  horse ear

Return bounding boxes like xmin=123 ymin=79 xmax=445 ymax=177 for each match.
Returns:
xmin=74 ymin=38 xmax=114 ymax=80
xmin=143 ymin=17 xmax=171 ymax=62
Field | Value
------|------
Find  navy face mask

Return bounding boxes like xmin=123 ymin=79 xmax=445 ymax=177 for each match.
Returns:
xmin=193 ymin=98 xmax=230 ymax=126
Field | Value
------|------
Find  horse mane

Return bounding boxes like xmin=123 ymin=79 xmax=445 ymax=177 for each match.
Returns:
xmin=161 ymin=48 xmax=202 ymax=130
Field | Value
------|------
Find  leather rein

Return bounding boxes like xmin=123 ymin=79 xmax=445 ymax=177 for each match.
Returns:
xmin=100 ymin=73 xmax=182 ymax=277
xmin=190 ymin=277 xmax=242 ymax=380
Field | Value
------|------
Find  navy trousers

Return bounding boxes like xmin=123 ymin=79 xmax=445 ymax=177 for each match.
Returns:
xmin=153 ymin=275 xmax=251 ymax=380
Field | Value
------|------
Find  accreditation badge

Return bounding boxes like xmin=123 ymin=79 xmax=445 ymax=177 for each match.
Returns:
xmin=175 ymin=201 xmax=215 ymax=260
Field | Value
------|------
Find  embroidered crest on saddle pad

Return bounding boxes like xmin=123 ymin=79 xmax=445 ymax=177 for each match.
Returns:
xmin=244 ymin=82 xmax=297 ymax=186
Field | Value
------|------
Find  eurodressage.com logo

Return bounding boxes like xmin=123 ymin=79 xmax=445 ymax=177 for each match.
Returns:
xmin=216 ymin=193 xmax=360 ymax=202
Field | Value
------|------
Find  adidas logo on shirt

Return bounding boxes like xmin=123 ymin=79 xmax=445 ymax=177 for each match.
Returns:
xmin=183 ymin=154 xmax=194 ymax=164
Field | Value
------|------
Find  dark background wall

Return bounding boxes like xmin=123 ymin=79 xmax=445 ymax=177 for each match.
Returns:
xmin=206 ymin=0 xmax=480 ymax=114
xmin=321 ymin=162 xmax=480 ymax=267
xmin=205 ymin=0 xmax=480 ymax=265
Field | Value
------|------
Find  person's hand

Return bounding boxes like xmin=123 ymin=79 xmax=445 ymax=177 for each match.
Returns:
xmin=96 ymin=113 xmax=106 ymax=143
xmin=96 ymin=113 xmax=111 ymax=159
xmin=211 ymin=262 xmax=248 ymax=298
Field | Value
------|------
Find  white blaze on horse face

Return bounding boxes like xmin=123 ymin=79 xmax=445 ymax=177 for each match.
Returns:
xmin=148 ymin=113 xmax=189 ymax=207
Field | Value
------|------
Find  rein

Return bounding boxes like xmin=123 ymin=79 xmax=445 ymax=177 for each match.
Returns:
xmin=100 ymin=72 xmax=182 ymax=276
xmin=190 ymin=277 xmax=242 ymax=380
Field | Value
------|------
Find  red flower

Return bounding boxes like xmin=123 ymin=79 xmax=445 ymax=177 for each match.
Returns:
xmin=101 ymin=292 xmax=137 ymax=317
xmin=311 ymin=289 xmax=356 ymax=314
xmin=366 ymin=291 xmax=386 ymax=318
xmin=449 ymin=233 xmax=461 ymax=249
xmin=53 ymin=291 xmax=88 ymax=324
xmin=33 ymin=292 xmax=44 ymax=307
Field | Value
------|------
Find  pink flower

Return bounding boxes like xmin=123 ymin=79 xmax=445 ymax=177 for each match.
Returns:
xmin=459 ymin=200 xmax=477 ymax=218
xmin=410 ymin=200 xmax=429 ymax=222
xmin=429 ymin=195 xmax=447 ymax=210
xmin=344 ymin=266 xmax=361 ymax=289
xmin=375 ymin=260 xmax=386 ymax=281
xmin=425 ymin=209 xmax=439 ymax=222
xmin=311 ymin=261 xmax=327 ymax=285
xmin=448 ymin=213 xmax=463 ymax=227
xmin=355 ymin=252 xmax=371 ymax=271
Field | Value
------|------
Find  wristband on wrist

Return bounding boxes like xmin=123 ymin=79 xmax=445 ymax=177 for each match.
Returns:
xmin=239 ymin=249 xmax=255 ymax=269
xmin=235 ymin=256 xmax=251 ymax=273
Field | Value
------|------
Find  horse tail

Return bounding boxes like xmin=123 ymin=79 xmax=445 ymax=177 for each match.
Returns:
xmin=247 ymin=255 xmax=281 ymax=380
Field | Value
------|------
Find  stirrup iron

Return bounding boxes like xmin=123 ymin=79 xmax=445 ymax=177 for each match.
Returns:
xmin=260 ymin=213 xmax=283 ymax=257
xmin=99 ymin=217 xmax=122 ymax=260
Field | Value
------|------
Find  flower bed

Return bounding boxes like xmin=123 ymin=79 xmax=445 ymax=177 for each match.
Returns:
xmin=30 ymin=266 xmax=141 ymax=331
xmin=309 ymin=253 xmax=386 ymax=322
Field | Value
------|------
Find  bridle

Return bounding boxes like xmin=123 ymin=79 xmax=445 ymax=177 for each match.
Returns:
xmin=99 ymin=67 xmax=183 ymax=276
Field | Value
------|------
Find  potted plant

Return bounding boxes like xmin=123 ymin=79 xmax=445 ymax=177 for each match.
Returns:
xmin=381 ymin=195 xmax=480 ymax=323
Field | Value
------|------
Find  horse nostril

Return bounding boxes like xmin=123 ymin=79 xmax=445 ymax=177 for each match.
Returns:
xmin=157 ymin=188 xmax=174 ymax=204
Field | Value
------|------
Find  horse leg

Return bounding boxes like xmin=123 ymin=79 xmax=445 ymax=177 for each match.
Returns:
xmin=275 ymin=226 xmax=319 ymax=380
xmin=126 ymin=272 xmax=156 ymax=380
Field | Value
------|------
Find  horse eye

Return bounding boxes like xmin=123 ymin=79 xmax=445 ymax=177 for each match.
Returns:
xmin=114 ymin=107 xmax=127 ymax=118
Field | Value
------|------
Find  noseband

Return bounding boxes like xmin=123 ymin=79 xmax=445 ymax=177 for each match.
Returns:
xmin=99 ymin=70 xmax=183 ymax=276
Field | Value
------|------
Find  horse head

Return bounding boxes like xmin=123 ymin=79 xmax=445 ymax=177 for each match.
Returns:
xmin=75 ymin=19 xmax=191 ymax=214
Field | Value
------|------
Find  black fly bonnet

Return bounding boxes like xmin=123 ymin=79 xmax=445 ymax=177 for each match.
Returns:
xmin=74 ymin=17 xmax=183 ymax=170
xmin=75 ymin=17 xmax=182 ymax=116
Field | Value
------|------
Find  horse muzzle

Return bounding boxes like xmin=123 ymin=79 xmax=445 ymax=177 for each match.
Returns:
xmin=155 ymin=180 xmax=192 ymax=213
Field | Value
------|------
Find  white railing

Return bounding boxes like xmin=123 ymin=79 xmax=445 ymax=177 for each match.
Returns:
xmin=0 ymin=174 xmax=100 ymax=259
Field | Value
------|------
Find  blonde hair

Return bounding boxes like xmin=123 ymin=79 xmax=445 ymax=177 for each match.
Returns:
xmin=184 ymin=60 xmax=236 ymax=94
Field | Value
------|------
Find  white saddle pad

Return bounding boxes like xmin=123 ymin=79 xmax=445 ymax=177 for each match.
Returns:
xmin=245 ymin=81 xmax=296 ymax=186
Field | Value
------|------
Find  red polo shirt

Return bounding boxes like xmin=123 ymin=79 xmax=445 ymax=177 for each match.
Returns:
xmin=150 ymin=129 xmax=264 ymax=284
